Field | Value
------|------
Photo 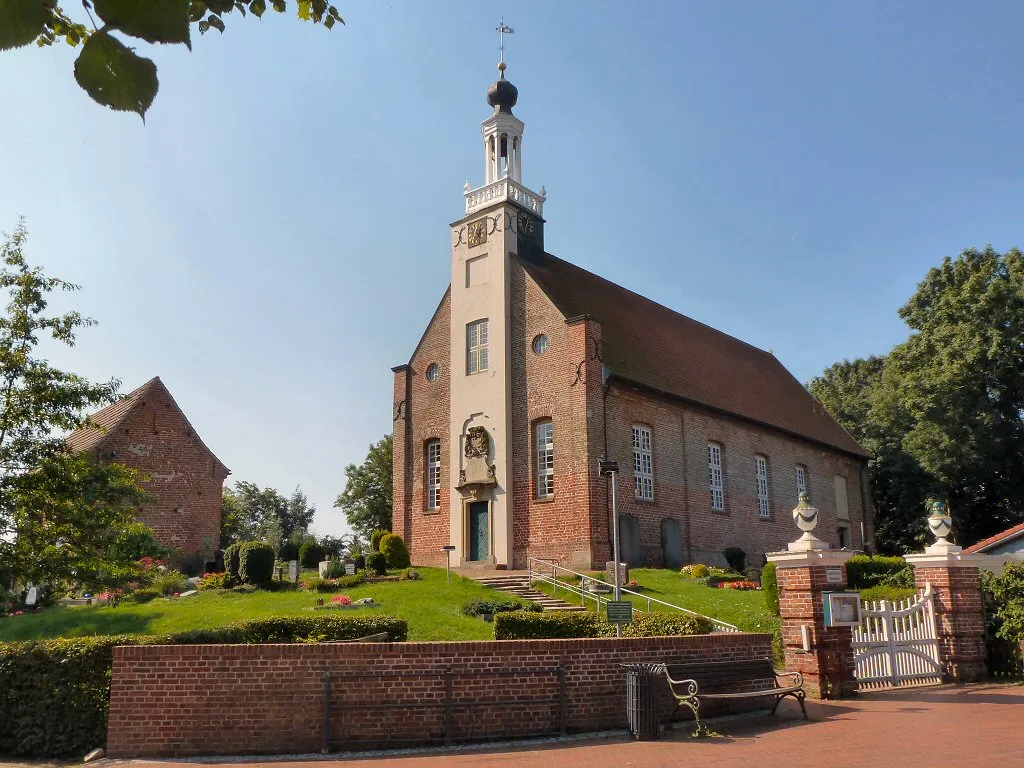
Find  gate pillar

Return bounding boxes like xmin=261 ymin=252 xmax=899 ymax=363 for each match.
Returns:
xmin=767 ymin=493 xmax=857 ymax=699
xmin=768 ymin=549 xmax=858 ymax=699
xmin=904 ymin=500 xmax=987 ymax=683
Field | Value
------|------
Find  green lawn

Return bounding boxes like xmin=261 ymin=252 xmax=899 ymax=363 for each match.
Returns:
xmin=0 ymin=568 xmax=501 ymax=643
xmin=536 ymin=568 xmax=780 ymax=637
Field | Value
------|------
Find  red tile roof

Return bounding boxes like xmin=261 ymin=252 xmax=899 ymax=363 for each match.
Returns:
xmin=65 ymin=377 xmax=161 ymax=453
xmin=965 ymin=521 xmax=1024 ymax=553
xmin=521 ymin=252 xmax=869 ymax=458
xmin=65 ymin=377 xmax=229 ymax=474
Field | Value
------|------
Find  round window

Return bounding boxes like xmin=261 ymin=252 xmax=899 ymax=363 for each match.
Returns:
xmin=426 ymin=363 xmax=440 ymax=382
xmin=532 ymin=334 xmax=550 ymax=355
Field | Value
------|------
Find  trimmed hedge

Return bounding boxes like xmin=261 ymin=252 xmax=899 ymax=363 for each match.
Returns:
xmin=239 ymin=542 xmax=275 ymax=585
xmin=762 ymin=562 xmax=780 ymax=616
xmin=0 ymin=636 xmax=155 ymax=757
xmin=299 ymin=540 xmax=326 ymax=569
xmin=379 ymin=533 xmax=411 ymax=569
xmin=494 ymin=611 xmax=614 ymax=639
xmin=0 ymin=614 xmax=409 ymax=758
xmin=169 ymin=614 xmax=407 ymax=644
xmin=846 ymin=555 xmax=914 ymax=590
xmin=370 ymin=528 xmax=389 ymax=552
xmin=860 ymin=586 xmax=916 ymax=603
xmin=462 ymin=597 xmax=541 ymax=617
xmin=622 ymin=612 xmax=714 ymax=637
xmin=224 ymin=542 xmax=242 ymax=580
xmin=493 ymin=610 xmax=717 ymax=640
xmin=365 ymin=551 xmax=387 ymax=576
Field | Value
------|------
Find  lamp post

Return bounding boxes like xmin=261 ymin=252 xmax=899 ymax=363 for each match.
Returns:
xmin=442 ymin=545 xmax=456 ymax=585
xmin=598 ymin=460 xmax=618 ymax=606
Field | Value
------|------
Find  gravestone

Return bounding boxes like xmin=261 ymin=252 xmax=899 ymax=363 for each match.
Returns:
xmin=661 ymin=518 xmax=683 ymax=569
xmin=319 ymin=560 xmax=330 ymax=577
xmin=618 ymin=514 xmax=643 ymax=565
xmin=25 ymin=586 xmax=38 ymax=606
xmin=289 ymin=560 xmax=299 ymax=582
xmin=345 ymin=563 xmax=357 ymax=576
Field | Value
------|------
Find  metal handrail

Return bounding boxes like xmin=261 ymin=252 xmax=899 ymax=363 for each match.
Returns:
xmin=527 ymin=557 xmax=739 ymax=633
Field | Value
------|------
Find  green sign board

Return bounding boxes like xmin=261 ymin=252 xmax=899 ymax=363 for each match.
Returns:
xmin=606 ymin=600 xmax=633 ymax=624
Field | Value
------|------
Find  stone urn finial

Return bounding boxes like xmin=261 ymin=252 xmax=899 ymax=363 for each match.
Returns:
xmin=788 ymin=491 xmax=829 ymax=552
xmin=924 ymin=498 xmax=960 ymax=554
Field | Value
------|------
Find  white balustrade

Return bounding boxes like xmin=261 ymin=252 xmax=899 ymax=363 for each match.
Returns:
xmin=465 ymin=178 xmax=545 ymax=216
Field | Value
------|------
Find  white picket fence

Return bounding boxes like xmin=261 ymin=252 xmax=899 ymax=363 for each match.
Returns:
xmin=852 ymin=585 xmax=944 ymax=690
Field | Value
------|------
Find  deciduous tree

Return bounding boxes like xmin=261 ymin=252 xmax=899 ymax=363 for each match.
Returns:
xmin=334 ymin=435 xmax=392 ymax=542
xmin=0 ymin=1 xmax=344 ymax=119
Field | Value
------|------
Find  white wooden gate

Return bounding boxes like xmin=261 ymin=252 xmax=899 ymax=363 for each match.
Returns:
xmin=852 ymin=585 xmax=944 ymax=690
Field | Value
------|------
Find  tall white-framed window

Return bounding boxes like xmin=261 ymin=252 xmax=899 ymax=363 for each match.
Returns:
xmin=633 ymin=425 xmax=654 ymax=501
xmin=795 ymin=464 xmax=808 ymax=501
xmin=708 ymin=442 xmax=724 ymax=511
xmin=426 ymin=440 xmax=441 ymax=511
xmin=535 ymin=420 xmax=554 ymax=499
xmin=755 ymin=455 xmax=770 ymax=519
xmin=466 ymin=319 xmax=489 ymax=374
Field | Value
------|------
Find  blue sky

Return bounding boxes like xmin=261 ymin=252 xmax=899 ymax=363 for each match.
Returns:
xmin=2 ymin=1 xmax=1022 ymax=536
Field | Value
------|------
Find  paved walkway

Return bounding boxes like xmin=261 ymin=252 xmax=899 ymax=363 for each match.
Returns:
xmin=111 ymin=684 xmax=1021 ymax=768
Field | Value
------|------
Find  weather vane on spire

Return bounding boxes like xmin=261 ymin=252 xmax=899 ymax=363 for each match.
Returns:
xmin=496 ymin=17 xmax=514 ymax=74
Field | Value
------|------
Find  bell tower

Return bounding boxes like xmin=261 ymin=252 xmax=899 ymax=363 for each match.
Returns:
xmin=446 ymin=23 xmax=546 ymax=568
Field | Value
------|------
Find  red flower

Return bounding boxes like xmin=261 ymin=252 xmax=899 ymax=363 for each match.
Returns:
xmin=330 ymin=594 xmax=352 ymax=606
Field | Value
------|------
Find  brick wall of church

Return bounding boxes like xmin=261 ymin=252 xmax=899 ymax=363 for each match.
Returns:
xmin=601 ymin=383 xmax=870 ymax=568
xmin=393 ymin=291 xmax=452 ymax=567
xmin=98 ymin=386 xmax=227 ymax=561
xmin=509 ymin=265 xmax=596 ymax=569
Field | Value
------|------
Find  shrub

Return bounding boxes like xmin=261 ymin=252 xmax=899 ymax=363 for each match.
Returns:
xmin=722 ymin=547 xmax=746 ymax=574
xmin=353 ymin=553 xmax=366 ymax=570
xmin=322 ymin=559 xmax=346 ymax=578
xmin=150 ymin=569 xmax=190 ymax=596
xmin=197 ymin=572 xmax=232 ymax=591
xmin=122 ymin=588 xmax=161 ymax=604
xmin=621 ymin=612 xmax=714 ymax=637
xmin=400 ymin=568 xmax=422 ymax=581
xmin=762 ymin=562 xmax=780 ymax=616
xmin=379 ymin=533 xmax=411 ymax=569
xmin=846 ymin=555 xmax=913 ymax=590
xmin=278 ymin=540 xmax=300 ymax=562
xmin=982 ymin=561 xmax=1024 ymax=646
xmin=303 ymin=573 xmax=367 ymax=593
xmin=0 ymin=635 xmax=157 ymax=757
xmin=365 ymin=552 xmax=387 ymax=576
xmin=299 ymin=540 xmax=326 ymax=569
xmin=370 ymin=528 xmax=390 ymax=552
xmin=462 ymin=597 xmax=540 ymax=617
xmin=688 ymin=564 xmax=710 ymax=579
xmin=238 ymin=542 xmax=276 ymax=585
xmin=224 ymin=543 xmax=242 ymax=579
xmin=170 ymin=614 xmax=408 ymax=644
xmin=860 ymin=586 xmax=916 ymax=603
xmin=493 ymin=610 xmax=615 ymax=639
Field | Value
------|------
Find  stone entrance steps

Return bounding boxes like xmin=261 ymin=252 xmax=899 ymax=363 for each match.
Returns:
xmin=473 ymin=574 xmax=588 ymax=612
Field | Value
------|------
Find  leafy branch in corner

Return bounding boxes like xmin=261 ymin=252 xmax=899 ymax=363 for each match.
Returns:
xmin=0 ymin=0 xmax=344 ymax=119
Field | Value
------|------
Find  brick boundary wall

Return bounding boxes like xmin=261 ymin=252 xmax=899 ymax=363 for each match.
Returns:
xmin=107 ymin=633 xmax=772 ymax=757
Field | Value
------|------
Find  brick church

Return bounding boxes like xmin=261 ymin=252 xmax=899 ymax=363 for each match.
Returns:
xmin=67 ymin=377 xmax=230 ymax=565
xmin=391 ymin=60 xmax=873 ymax=571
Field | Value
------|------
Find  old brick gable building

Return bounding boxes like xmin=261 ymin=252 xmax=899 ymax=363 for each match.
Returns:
xmin=67 ymin=377 xmax=230 ymax=563
xmin=392 ymin=64 xmax=872 ymax=571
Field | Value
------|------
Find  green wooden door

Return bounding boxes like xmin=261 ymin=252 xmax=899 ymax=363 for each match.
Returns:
xmin=468 ymin=501 xmax=490 ymax=561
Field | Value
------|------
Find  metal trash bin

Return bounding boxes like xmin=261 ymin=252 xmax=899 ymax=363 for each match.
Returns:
xmin=624 ymin=663 xmax=663 ymax=740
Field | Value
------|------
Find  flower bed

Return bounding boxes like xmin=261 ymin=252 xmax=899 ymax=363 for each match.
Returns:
xmin=717 ymin=580 xmax=761 ymax=590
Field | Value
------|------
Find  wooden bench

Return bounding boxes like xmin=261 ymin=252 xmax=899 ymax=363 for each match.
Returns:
xmin=659 ymin=659 xmax=806 ymax=734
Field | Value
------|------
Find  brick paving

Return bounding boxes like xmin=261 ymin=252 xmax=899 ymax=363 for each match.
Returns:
xmin=109 ymin=683 xmax=1022 ymax=768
